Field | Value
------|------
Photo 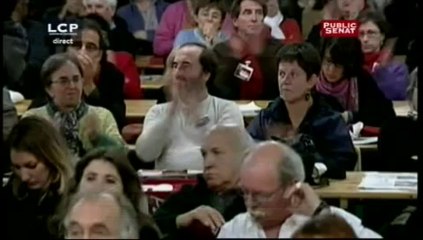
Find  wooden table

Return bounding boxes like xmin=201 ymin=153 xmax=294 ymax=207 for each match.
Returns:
xmin=15 ymin=100 xmax=157 ymax=120
xmin=141 ymin=75 xmax=166 ymax=90
xmin=136 ymin=56 xmax=165 ymax=70
xmin=125 ymin=100 xmax=157 ymax=119
xmin=315 ymin=172 xmax=417 ymax=209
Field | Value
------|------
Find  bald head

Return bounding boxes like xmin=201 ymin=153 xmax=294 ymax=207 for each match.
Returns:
xmin=206 ymin=124 xmax=254 ymax=158
xmin=242 ymin=141 xmax=305 ymax=187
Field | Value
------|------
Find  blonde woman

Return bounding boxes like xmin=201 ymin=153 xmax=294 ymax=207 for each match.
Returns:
xmin=4 ymin=116 xmax=73 ymax=239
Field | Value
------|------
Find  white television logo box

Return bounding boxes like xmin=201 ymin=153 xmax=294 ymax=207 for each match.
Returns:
xmin=48 ymin=23 xmax=79 ymax=45
xmin=48 ymin=23 xmax=79 ymax=35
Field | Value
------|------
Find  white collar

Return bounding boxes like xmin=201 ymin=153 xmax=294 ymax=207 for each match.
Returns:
xmin=264 ymin=11 xmax=285 ymax=39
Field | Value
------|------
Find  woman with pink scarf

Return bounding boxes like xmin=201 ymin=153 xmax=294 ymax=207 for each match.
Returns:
xmin=316 ymin=38 xmax=395 ymax=128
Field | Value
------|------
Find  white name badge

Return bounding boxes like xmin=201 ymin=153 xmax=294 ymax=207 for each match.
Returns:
xmin=234 ymin=60 xmax=254 ymax=82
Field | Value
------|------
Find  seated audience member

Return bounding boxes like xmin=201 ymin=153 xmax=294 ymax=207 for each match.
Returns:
xmin=248 ymin=43 xmax=356 ymax=180
xmin=316 ymin=38 xmax=395 ymax=127
xmin=63 ymin=191 xmax=139 ymax=239
xmin=85 ymin=13 xmax=142 ymax=99
xmin=83 ymin=0 xmax=137 ymax=54
xmin=264 ymin=0 xmax=302 ymax=45
xmin=217 ymin=141 xmax=381 ymax=238
xmin=336 ymin=0 xmax=367 ymax=20
xmin=211 ymin=0 xmax=283 ymax=100
xmin=292 ymin=213 xmax=358 ymax=238
xmin=358 ymin=11 xmax=409 ymax=100
xmin=22 ymin=53 xmax=124 ymax=158
xmin=68 ymin=18 xmax=126 ymax=130
xmin=2 ymin=0 xmax=28 ymax=93
xmin=174 ymin=0 xmax=228 ymax=49
xmin=153 ymin=124 xmax=253 ymax=239
xmin=135 ymin=43 xmax=244 ymax=170
xmin=153 ymin=0 xmax=234 ymax=57
xmin=117 ymin=0 xmax=169 ymax=45
xmin=306 ymin=0 xmax=340 ymax=52
xmin=31 ymin=18 xmax=127 ymax=130
xmin=59 ymin=147 xmax=160 ymax=239
xmin=5 ymin=116 xmax=73 ymax=239
xmin=11 ymin=0 xmax=50 ymax=99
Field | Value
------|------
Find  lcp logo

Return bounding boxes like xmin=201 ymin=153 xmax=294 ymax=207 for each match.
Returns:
xmin=47 ymin=23 xmax=79 ymax=36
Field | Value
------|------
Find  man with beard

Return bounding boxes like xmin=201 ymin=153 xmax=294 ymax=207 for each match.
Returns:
xmin=217 ymin=141 xmax=381 ymax=238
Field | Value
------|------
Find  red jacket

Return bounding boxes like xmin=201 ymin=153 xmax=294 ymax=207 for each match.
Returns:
xmin=280 ymin=18 xmax=303 ymax=45
xmin=108 ymin=52 xmax=143 ymax=99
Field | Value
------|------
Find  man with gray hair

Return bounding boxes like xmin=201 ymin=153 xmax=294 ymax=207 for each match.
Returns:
xmin=218 ymin=141 xmax=381 ymax=238
xmin=83 ymin=0 xmax=136 ymax=54
xmin=153 ymin=124 xmax=253 ymax=239
xmin=64 ymin=191 xmax=139 ymax=239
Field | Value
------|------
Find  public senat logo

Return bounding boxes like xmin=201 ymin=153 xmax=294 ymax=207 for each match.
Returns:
xmin=321 ymin=20 xmax=359 ymax=38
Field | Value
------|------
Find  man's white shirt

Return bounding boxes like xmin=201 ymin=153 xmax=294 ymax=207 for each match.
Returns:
xmin=217 ymin=207 xmax=382 ymax=238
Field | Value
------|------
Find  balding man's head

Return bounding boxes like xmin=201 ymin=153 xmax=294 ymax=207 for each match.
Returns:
xmin=172 ymin=43 xmax=218 ymax=87
xmin=240 ymin=141 xmax=305 ymax=227
xmin=201 ymin=124 xmax=254 ymax=192
xmin=64 ymin=191 xmax=139 ymax=239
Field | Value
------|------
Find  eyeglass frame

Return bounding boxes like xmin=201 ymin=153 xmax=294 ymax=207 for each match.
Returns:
xmin=358 ymin=29 xmax=381 ymax=39
xmin=50 ymin=77 xmax=82 ymax=87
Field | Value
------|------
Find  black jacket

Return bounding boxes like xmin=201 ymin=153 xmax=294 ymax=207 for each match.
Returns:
xmin=153 ymin=176 xmax=246 ymax=240
xmin=4 ymin=177 xmax=62 ymax=240
xmin=247 ymin=94 xmax=357 ymax=179
xmin=211 ymin=38 xmax=283 ymax=100
xmin=109 ymin=15 xmax=137 ymax=55
xmin=322 ymin=70 xmax=396 ymax=127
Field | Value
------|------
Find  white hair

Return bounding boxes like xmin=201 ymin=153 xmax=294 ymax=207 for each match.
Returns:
xmin=63 ymin=191 xmax=139 ymax=239
xmin=83 ymin=0 xmax=118 ymax=9
xmin=206 ymin=123 xmax=256 ymax=164
xmin=245 ymin=141 xmax=305 ymax=187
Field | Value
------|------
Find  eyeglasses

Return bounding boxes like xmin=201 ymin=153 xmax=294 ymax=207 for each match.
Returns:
xmin=70 ymin=40 xmax=100 ymax=53
xmin=359 ymin=30 xmax=380 ymax=39
xmin=51 ymin=77 xmax=81 ymax=86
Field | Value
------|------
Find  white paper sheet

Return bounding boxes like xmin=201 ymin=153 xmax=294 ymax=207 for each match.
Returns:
xmin=238 ymin=101 xmax=262 ymax=117
xmin=358 ymin=172 xmax=417 ymax=191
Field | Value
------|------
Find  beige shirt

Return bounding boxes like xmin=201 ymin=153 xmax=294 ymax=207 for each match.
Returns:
xmin=135 ymin=95 xmax=244 ymax=170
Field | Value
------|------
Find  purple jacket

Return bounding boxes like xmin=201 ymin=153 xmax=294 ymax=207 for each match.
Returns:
xmin=373 ymin=62 xmax=409 ymax=100
xmin=153 ymin=0 xmax=234 ymax=57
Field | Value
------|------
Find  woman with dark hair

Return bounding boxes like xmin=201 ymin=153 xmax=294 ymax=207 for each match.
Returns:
xmin=30 ymin=18 xmax=127 ymax=130
xmin=316 ymin=37 xmax=395 ymax=128
xmin=358 ymin=10 xmax=409 ymax=100
xmin=56 ymin=147 xmax=161 ymax=240
xmin=4 ymin=116 xmax=73 ymax=239
xmin=22 ymin=53 xmax=124 ymax=159
xmin=67 ymin=18 xmax=126 ymax=130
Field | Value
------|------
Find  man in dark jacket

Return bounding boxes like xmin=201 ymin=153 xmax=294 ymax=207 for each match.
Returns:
xmin=210 ymin=0 xmax=283 ymax=100
xmin=153 ymin=125 xmax=253 ymax=239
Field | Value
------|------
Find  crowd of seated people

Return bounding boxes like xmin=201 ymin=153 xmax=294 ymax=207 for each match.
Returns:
xmin=2 ymin=0 xmax=419 ymax=239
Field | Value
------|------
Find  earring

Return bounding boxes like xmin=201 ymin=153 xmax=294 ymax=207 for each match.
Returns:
xmin=305 ymin=92 xmax=311 ymax=101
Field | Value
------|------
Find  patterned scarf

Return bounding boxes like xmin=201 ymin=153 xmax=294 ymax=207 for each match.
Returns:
xmin=316 ymin=73 xmax=359 ymax=112
xmin=47 ymin=101 xmax=88 ymax=157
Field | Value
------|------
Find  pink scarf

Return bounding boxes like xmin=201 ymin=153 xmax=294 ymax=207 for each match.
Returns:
xmin=316 ymin=74 xmax=359 ymax=112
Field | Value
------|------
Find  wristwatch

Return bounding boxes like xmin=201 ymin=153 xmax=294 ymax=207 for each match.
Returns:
xmin=313 ymin=200 xmax=330 ymax=216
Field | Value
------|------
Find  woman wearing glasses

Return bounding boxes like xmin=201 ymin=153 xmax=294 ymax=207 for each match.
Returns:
xmin=358 ymin=11 xmax=409 ymax=100
xmin=316 ymin=37 xmax=395 ymax=128
xmin=22 ymin=53 xmax=124 ymax=159
xmin=66 ymin=18 xmax=126 ymax=131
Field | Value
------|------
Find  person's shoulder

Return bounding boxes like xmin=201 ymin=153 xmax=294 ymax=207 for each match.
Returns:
xmin=23 ymin=106 xmax=48 ymax=117
xmin=87 ymin=105 xmax=114 ymax=118
xmin=329 ymin=207 xmax=382 ymax=238
xmin=164 ymin=0 xmax=185 ymax=13
xmin=218 ymin=212 xmax=251 ymax=237
xmin=210 ymin=96 xmax=240 ymax=112
xmin=213 ymin=40 xmax=230 ymax=54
